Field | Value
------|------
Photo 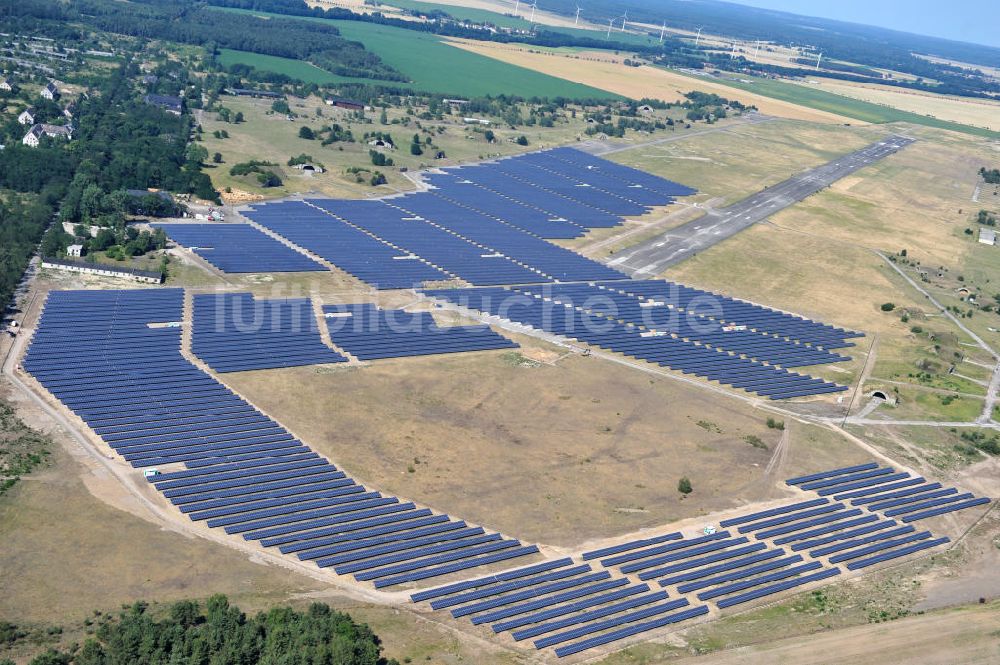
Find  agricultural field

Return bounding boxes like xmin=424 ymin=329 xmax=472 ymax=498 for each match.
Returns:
xmin=446 ymin=40 xmax=862 ymax=123
xmin=216 ymin=49 xmax=388 ymax=86
xmin=212 ymin=7 xmax=619 ymax=99
xmin=803 ymin=78 xmax=1000 ymax=132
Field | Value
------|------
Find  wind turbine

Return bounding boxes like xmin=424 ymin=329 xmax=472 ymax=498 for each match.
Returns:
xmin=574 ymin=4 xmax=582 ymax=26
xmin=606 ymin=16 xmax=614 ymax=39
xmin=513 ymin=0 xmax=520 ymax=17
xmin=730 ymin=42 xmax=738 ymax=59
xmin=815 ymin=51 xmax=823 ymax=70
xmin=753 ymin=40 xmax=761 ymax=59
xmin=659 ymin=20 xmax=666 ymax=44
xmin=528 ymin=0 xmax=536 ymax=24
xmin=620 ymin=9 xmax=628 ymax=32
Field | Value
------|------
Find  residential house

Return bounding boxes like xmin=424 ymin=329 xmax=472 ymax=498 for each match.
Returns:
xmin=41 ymin=80 xmax=59 ymax=100
xmin=18 ymin=107 xmax=36 ymax=125
xmin=0 ymin=78 xmax=15 ymax=92
xmin=22 ymin=123 xmax=73 ymax=147
xmin=143 ymin=93 xmax=183 ymax=115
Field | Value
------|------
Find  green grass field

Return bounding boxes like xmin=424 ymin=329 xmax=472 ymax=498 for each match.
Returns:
xmin=211 ymin=8 xmax=619 ymax=99
xmin=216 ymin=49 xmax=400 ymax=86
xmin=688 ymin=71 xmax=1000 ymax=139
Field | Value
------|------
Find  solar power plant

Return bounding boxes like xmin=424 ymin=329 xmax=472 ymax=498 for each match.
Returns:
xmin=306 ymin=198 xmax=547 ymax=286
xmin=192 ymin=292 xmax=347 ymax=372
xmin=152 ymin=223 xmax=325 ymax=273
xmin=389 ymin=195 xmax=628 ymax=282
xmin=423 ymin=167 xmax=622 ymax=230
xmin=422 ymin=286 xmax=850 ymax=399
xmin=410 ymin=558 xmax=709 ymax=658
xmin=323 ymin=303 xmax=516 ymax=360
xmin=234 ymin=148 xmax=692 ymax=288
xmin=786 ymin=464 xmax=991 ymax=524
xmin=603 ymin=280 xmax=862 ymax=349
xmin=22 ymin=288 xmax=540 ymax=587
xmin=511 ymin=282 xmax=852 ymax=368
xmin=243 ymin=200 xmax=450 ymax=289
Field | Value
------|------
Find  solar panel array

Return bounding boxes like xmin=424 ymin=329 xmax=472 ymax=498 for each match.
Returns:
xmin=23 ymin=289 xmax=539 ymax=587
xmin=323 ymin=303 xmax=516 ymax=360
xmin=192 ymin=292 xmax=346 ymax=372
xmin=235 ymin=147 xmax=694 ymax=287
xmin=422 ymin=284 xmax=854 ymax=399
xmin=153 ymin=223 xmax=325 ymax=273
xmin=410 ymin=558 xmax=708 ymax=658
xmin=786 ymin=463 xmax=991 ymax=531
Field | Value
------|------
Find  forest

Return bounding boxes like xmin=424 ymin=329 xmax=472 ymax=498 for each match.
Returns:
xmin=1 ymin=596 xmax=397 ymax=665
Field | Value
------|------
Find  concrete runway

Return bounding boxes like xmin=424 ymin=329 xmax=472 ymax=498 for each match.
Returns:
xmin=607 ymin=134 xmax=915 ymax=277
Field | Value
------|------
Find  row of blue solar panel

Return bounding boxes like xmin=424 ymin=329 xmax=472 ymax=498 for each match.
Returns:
xmin=422 ymin=287 xmax=848 ymax=400
xmin=192 ymin=292 xmax=346 ymax=372
xmin=322 ymin=303 xmax=516 ymax=360
xmin=23 ymin=288 xmax=540 ymax=589
xmin=153 ymin=223 xmax=325 ymax=273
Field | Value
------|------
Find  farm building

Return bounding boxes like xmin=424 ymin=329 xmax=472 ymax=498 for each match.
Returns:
xmin=66 ymin=244 xmax=83 ymax=258
xmin=40 ymin=257 xmax=163 ymax=284
xmin=463 ymin=117 xmax=491 ymax=126
xmin=979 ymin=228 xmax=996 ymax=246
xmin=225 ymin=87 xmax=281 ymax=98
xmin=144 ymin=94 xmax=183 ymax=115
xmin=326 ymin=97 xmax=364 ymax=111
xmin=18 ymin=107 xmax=36 ymax=125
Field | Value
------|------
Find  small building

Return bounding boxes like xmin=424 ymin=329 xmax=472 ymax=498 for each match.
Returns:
xmin=140 ymin=74 xmax=158 ymax=85
xmin=225 ymin=87 xmax=281 ymax=99
xmin=326 ymin=97 xmax=364 ymax=111
xmin=40 ymin=257 xmax=163 ymax=284
xmin=979 ymin=228 xmax=996 ymax=246
xmin=143 ymin=93 xmax=183 ymax=115
xmin=63 ymin=103 xmax=75 ymax=120
xmin=22 ymin=123 xmax=73 ymax=147
xmin=367 ymin=138 xmax=395 ymax=149
xmin=638 ymin=104 xmax=654 ymax=114
xmin=18 ymin=107 xmax=36 ymax=125
xmin=434 ymin=150 xmax=446 ymax=159
xmin=0 ymin=78 xmax=15 ymax=92
xmin=463 ymin=117 xmax=491 ymax=126
xmin=443 ymin=98 xmax=469 ymax=106
xmin=66 ymin=243 xmax=84 ymax=258
xmin=41 ymin=81 xmax=59 ymax=100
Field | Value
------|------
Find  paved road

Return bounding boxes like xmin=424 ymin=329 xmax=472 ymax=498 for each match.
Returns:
xmin=607 ymin=134 xmax=916 ymax=276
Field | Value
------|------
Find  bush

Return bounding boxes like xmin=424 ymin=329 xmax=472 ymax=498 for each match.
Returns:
xmin=516 ymin=135 xmax=529 ymax=146
xmin=678 ymin=477 xmax=692 ymax=494
xmin=256 ymin=171 xmax=282 ymax=188
xmin=766 ymin=417 xmax=785 ymax=430
xmin=880 ymin=302 xmax=896 ymax=312
xmin=298 ymin=126 xmax=315 ymax=140
xmin=409 ymin=142 xmax=423 ymax=156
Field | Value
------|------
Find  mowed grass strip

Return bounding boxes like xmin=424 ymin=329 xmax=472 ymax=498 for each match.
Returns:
xmin=693 ymin=72 xmax=1000 ymax=139
xmin=211 ymin=7 xmax=620 ymax=98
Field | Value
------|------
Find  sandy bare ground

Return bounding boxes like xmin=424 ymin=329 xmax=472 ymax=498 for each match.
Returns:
xmin=445 ymin=40 xmax=864 ymax=124
xmin=666 ymin=603 xmax=1000 ymax=665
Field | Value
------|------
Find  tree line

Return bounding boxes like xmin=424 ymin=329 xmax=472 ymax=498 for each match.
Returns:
xmin=1 ymin=595 xmax=398 ymax=665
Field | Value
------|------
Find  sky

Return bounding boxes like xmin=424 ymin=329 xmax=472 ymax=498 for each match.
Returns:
xmin=727 ymin=0 xmax=1000 ymax=48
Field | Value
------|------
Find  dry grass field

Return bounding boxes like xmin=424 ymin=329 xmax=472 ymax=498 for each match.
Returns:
xmin=803 ymin=78 xmax=1000 ymax=131
xmin=223 ymin=336 xmax=867 ymax=548
xmin=445 ymin=40 xmax=863 ymax=124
